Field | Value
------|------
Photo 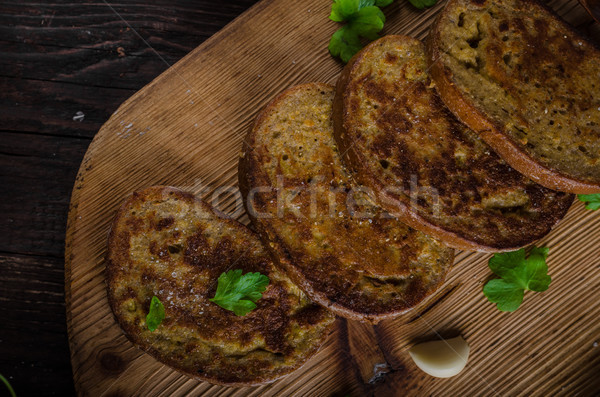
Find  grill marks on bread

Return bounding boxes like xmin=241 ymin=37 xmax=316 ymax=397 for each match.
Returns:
xmin=333 ymin=35 xmax=573 ymax=251
xmin=106 ymin=186 xmax=335 ymax=386
xmin=427 ymin=0 xmax=600 ymax=192
xmin=239 ymin=83 xmax=454 ymax=322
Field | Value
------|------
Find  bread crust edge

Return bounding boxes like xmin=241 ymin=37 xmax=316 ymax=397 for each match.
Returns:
xmin=332 ymin=35 xmax=572 ymax=252
xmin=425 ymin=1 xmax=600 ymax=194
xmin=106 ymin=185 xmax=334 ymax=386
xmin=239 ymin=83 xmax=446 ymax=323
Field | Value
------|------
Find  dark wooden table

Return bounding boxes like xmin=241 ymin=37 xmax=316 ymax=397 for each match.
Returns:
xmin=0 ymin=1 xmax=258 ymax=395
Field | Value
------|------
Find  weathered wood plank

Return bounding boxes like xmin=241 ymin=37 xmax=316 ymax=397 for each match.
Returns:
xmin=0 ymin=0 xmax=259 ymax=138
xmin=0 ymin=76 xmax=134 ymax=138
xmin=0 ymin=131 xmax=90 ymax=256
xmin=0 ymin=253 xmax=75 ymax=395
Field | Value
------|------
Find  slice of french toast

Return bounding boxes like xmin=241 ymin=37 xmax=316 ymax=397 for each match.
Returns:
xmin=427 ymin=0 xmax=600 ymax=193
xmin=333 ymin=35 xmax=573 ymax=252
xmin=239 ymin=83 xmax=454 ymax=323
xmin=106 ymin=186 xmax=335 ymax=386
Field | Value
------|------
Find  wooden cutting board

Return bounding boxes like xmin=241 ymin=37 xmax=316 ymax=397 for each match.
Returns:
xmin=64 ymin=0 xmax=600 ymax=395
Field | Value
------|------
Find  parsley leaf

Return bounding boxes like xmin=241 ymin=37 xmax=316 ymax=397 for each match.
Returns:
xmin=329 ymin=0 xmax=360 ymax=21
xmin=577 ymin=194 xmax=600 ymax=210
xmin=329 ymin=26 xmax=363 ymax=63
xmin=210 ymin=269 xmax=270 ymax=316
xmin=483 ymin=279 xmax=525 ymax=312
xmin=328 ymin=0 xmax=393 ymax=63
xmin=408 ymin=0 xmax=437 ymax=9
xmin=350 ymin=6 xmax=386 ymax=39
xmin=483 ymin=246 xmax=551 ymax=312
xmin=146 ymin=295 xmax=165 ymax=332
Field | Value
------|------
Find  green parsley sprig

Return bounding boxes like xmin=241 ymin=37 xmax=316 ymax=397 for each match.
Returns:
xmin=328 ymin=0 xmax=394 ymax=63
xmin=146 ymin=295 xmax=165 ymax=332
xmin=327 ymin=0 xmax=439 ymax=63
xmin=210 ymin=269 xmax=270 ymax=316
xmin=0 ymin=374 xmax=16 ymax=397
xmin=577 ymin=193 xmax=600 ymax=210
xmin=483 ymin=247 xmax=551 ymax=312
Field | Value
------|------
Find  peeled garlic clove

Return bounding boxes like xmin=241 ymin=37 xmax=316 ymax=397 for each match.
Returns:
xmin=408 ymin=336 xmax=469 ymax=378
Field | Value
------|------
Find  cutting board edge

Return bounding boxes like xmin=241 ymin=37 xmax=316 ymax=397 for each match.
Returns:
xmin=63 ymin=0 xmax=273 ymax=392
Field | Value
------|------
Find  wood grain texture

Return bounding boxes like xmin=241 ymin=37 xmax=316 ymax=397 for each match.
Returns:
xmin=65 ymin=0 xmax=600 ymax=395
xmin=0 ymin=253 xmax=75 ymax=393
xmin=0 ymin=1 xmax=258 ymax=395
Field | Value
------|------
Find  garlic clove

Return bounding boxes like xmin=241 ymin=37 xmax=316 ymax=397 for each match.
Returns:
xmin=408 ymin=336 xmax=470 ymax=378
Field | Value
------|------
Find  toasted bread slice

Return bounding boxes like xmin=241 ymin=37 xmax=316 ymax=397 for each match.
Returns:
xmin=239 ymin=83 xmax=454 ymax=323
xmin=106 ymin=186 xmax=335 ymax=386
xmin=333 ymin=35 xmax=573 ymax=252
xmin=427 ymin=0 xmax=600 ymax=193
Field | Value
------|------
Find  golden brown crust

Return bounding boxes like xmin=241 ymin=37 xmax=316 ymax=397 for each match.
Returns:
xmin=426 ymin=0 xmax=600 ymax=194
xmin=333 ymin=35 xmax=574 ymax=252
xmin=106 ymin=186 xmax=335 ymax=386
xmin=239 ymin=83 xmax=454 ymax=323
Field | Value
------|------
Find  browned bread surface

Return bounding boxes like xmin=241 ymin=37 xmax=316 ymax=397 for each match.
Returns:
xmin=239 ymin=83 xmax=454 ymax=323
xmin=333 ymin=35 xmax=574 ymax=252
xmin=106 ymin=186 xmax=335 ymax=386
xmin=427 ymin=0 xmax=600 ymax=193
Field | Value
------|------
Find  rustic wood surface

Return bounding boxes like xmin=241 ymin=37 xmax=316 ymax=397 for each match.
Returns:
xmin=0 ymin=1 xmax=258 ymax=395
xmin=63 ymin=0 xmax=600 ymax=396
